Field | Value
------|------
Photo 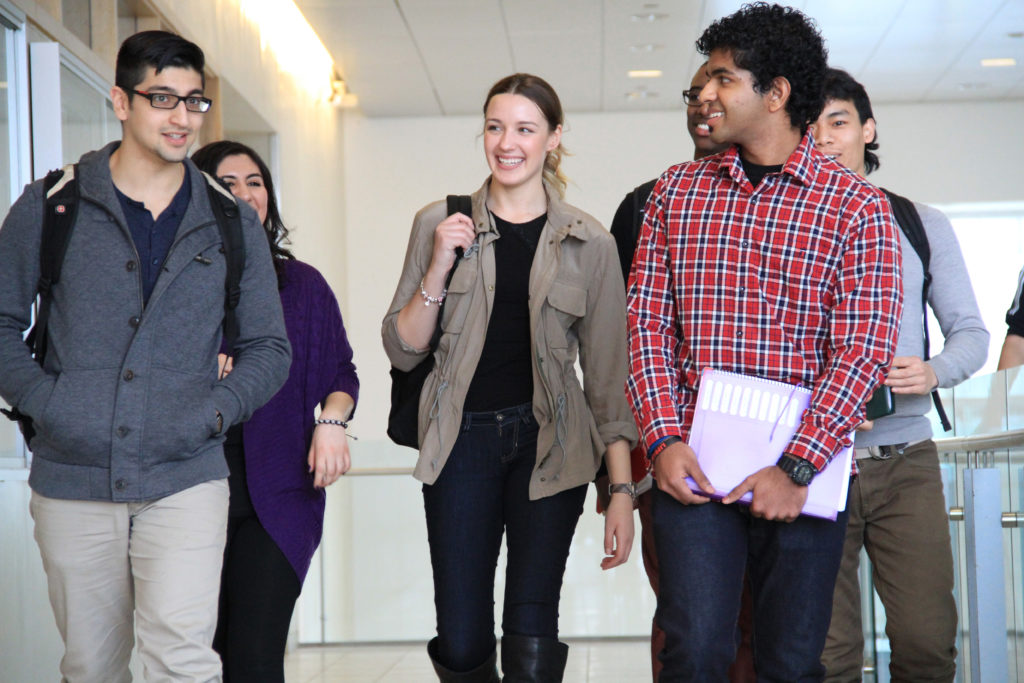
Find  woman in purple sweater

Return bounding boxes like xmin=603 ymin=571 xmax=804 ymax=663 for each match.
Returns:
xmin=193 ymin=141 xmax=359 ymax=682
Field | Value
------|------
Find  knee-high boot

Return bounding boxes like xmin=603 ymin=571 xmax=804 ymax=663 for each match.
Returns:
xmin=428 ymin=637 xmax=500 ymax=683
xmin=500 ymin=635 xmax=569 ymax=683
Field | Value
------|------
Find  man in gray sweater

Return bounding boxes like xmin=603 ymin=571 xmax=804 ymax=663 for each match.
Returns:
xmin=813 ymin=69 xmax=988 ymax=682
xmin=0 ymin=31 xmax=290 ymax=681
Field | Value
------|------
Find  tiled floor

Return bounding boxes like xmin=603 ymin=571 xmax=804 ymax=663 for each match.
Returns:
xmin=284 ymin=638 xmax=651 ymax=682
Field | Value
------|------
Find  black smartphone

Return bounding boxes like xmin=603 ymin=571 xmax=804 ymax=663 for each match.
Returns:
xmin=865 ymin=385 xmax=895 ymax=420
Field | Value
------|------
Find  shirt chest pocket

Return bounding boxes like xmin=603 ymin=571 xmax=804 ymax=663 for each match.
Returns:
xmin=544 ymin=282 xmax=587 ymax=349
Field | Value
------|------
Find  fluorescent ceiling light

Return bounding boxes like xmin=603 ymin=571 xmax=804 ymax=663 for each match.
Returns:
xmin=629 ymin=70 xmax=663 ymax=78
xmin=981 ymin=57 xmax=1016 ymax=67
xmin=630 ymin=13 xmax=668 ymax=22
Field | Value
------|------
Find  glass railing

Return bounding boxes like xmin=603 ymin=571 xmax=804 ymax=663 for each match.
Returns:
xmin=861 ymin=366 xmax=1024 ymax=682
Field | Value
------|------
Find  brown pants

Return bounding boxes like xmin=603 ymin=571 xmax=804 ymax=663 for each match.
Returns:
xmin=639 ymin=490 xmax=756 ymax=682
xmin=821 ymin=440 xmax=957 ymax=682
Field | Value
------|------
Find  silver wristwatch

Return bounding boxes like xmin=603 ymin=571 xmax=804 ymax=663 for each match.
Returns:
xmin=608 ymin=481 xmax=638 ymax=504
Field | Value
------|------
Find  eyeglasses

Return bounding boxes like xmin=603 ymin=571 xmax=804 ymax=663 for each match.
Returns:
xmin=129 ymin=89 xmax=212 ymax=113
xmin=682 ymin=88 xmax=703 ymax=107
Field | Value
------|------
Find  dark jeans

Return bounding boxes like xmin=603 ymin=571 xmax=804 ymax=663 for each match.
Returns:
xmin=423 ymin=402 xmax=587 ymax=672
xmin=653 ymin=484 xmax=849 ymax=682
xmin=213 ymin=514 xmax=301 ymax=683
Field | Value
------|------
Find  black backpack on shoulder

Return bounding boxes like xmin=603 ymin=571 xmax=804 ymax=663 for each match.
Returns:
xmin=0 ymin=165 xmax=246 ymax=447
xmin=882 ymin=188 xmax=951 ymax=432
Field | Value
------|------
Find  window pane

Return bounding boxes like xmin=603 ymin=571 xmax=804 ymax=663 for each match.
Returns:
xmin=60 ymin=63 xmax=118 ymax=165
xmin=0 ymin=24 xmax=11 ymax=218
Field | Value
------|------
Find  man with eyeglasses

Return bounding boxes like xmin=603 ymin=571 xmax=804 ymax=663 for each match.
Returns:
xmin=0 ymin=30 xmax=289 ymax=681
xmin=607 ymin=60 xmax=737 ymax=682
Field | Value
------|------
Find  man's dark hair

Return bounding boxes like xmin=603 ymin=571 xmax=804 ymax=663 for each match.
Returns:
xmin=822 ymin=68 xmax=880 ymax=174
xmin=696 ymin=2 xmax=827 ymax=134
xmin=115 ymin=30 xmax=205 ymax=93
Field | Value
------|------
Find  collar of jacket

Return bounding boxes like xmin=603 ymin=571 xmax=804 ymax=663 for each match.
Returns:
xmin=74 ymin=140 xmax=225 ymax=235
xmin=469 ymin=177 xmax=592 ymax=243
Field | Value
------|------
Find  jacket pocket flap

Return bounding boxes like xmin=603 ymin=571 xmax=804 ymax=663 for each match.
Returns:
xmin=547 ymin=284 xmax=587 ymax=317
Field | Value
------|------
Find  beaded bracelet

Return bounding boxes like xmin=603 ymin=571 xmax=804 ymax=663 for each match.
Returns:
xmin=314 ymin=418 xmax=357 ymax=439
xmin=419 ymin=279 xmax=446 ymax=306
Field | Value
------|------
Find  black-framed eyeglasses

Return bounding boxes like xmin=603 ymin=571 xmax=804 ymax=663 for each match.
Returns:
xmin=129 ymin=89 xmax=212 ymax=113
xmin=682 ymin=88 xmax=702 ymax=107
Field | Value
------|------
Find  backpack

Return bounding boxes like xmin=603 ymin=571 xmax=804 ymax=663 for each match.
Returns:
xmin=882 ymin=188 xmax=951 ymax=432
xmin=0 ymin=164 xmax=246 ymax=446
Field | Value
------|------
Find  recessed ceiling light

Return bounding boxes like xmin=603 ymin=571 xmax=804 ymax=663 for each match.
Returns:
xmin=629 ymin=43 xmax=664 ymax=53
xmin=981 ymin=57 xmax=1016 ymax=67
xmin=630 ymin=13 xmax=668 ymax=22
xmin=629 ymin=69 xmax=663 ymax=79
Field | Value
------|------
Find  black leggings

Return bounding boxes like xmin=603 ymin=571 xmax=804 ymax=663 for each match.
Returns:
xmin=213 ymin=514 xmax=301 ymax=682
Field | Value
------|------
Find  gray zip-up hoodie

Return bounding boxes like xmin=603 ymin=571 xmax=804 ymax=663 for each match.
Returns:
xmin=0 ymin=142 xmax=291 ymax=502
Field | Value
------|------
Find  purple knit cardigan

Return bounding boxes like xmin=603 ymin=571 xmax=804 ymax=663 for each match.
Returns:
xmin=241 ymin=259 xmax=359 ymax=583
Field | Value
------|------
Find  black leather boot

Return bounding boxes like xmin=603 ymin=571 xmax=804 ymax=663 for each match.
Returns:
xmin=428 ymin=637 xmax=500 ymax=682
xmin=500 ymin=635 xmax=569 ymax=682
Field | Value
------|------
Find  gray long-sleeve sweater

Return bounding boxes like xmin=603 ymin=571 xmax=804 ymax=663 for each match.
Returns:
xmin=855 ymin=201 xmax=988 ymax=447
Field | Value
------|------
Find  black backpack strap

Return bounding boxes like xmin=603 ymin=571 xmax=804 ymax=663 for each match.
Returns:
xmin=429 ymin=196 xmax=471 ymax=351
xmin=883 ymin=188 xmax=951 ymax=432
xmin=202 ymin=172 xmax=245 ymax=350
xmin=31 ymin=164 xmax=80 ymax=362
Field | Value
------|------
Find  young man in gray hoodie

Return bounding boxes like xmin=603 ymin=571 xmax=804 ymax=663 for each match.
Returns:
xmin=812 ymin=68 xmax=988 ymax=683
xmin=0 ymin=31 xmax=290 ymax=681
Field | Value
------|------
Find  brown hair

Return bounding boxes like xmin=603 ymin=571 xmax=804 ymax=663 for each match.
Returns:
xmin=483 ymin=73 xmax=568 ymax=198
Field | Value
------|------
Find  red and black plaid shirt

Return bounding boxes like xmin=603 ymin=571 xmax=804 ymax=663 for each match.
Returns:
xmin=626 ymin=133 xmax=903 ymax=473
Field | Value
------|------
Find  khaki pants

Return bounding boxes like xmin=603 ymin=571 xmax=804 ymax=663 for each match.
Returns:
xmin=822 ymin=440 xmax=957 ymax=682
xmin=31 ymin=479 xmax=229 ymax=683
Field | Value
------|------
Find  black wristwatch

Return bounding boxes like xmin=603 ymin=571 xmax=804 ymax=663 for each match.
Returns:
xmin=776 ymin=454 xmax=816 ymax=486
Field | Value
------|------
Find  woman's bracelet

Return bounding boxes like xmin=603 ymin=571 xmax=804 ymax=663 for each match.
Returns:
xmin=314 ymin=418 xmax=358 ymax=439
xmin=419 ymin=279 xmax=446 ymax=306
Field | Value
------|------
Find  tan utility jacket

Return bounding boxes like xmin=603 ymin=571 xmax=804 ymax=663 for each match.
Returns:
xmin=382 ymin=179 xmax=637 ymax=499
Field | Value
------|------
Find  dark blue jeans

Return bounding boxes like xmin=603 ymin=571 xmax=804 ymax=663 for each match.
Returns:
xmin=423 ymin=403 xmax=587 ymax=672
xmin=652 ymin=484 xmax=849 ymax=682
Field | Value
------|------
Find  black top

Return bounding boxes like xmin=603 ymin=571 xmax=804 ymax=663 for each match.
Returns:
xmin=463 ymin=212 xmax=547 ymax=411
xmin=114 ymin=175 xmax=191 ymax=305
xmin=609 ymin=179 xmax=657 ymax=286
xmin=740 ymin=158 xmax=783 ymax=189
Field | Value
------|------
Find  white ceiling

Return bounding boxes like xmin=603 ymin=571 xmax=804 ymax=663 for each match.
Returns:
xmin=295 ymin=0 xmax=1024 ymax=117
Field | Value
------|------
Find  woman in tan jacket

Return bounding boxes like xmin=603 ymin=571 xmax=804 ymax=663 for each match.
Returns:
xmin=382 ymin=73 xmax=637 ymax=683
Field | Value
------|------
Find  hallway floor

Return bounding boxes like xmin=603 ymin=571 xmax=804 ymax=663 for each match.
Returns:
xmin=284 ymin=638 xmax=651 ymax=682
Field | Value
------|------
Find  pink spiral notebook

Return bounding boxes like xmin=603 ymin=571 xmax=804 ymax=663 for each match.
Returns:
xmin=685 ymin=368 xmax=853 ymax=520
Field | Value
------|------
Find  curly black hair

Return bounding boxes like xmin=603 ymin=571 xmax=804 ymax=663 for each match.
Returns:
xmin=822 ymin=68 xmax=880 ymax=174
xmin=192 ymin=140 xmax=295 ymax=287
xmin=696 ymin=2 xmax=828 ymax=134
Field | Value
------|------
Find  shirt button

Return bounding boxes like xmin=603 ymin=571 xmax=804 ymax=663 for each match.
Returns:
xmin=116 ymin=426 xmax=129 ymax=437
xmin=129 ymin=316 xmax=140 ymax=328
xmin=737 ymin=331 xmax=744 ymax=337
xmin=123 ymin=370 xmax=134 ymax=381
xmin=151 ymin=258 xmax=159 ymax=265
xmin=741 ymin=240 xmax=749 ymax=248
xmin=126 ymin=261 xmax=136 ymax=272
xmin=114 ymin=479 xmax=126 ymax=491
xmin=540 ymin=476 xmax=547 ymax=482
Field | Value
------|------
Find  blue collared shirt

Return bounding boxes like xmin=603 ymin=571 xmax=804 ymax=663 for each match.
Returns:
xmin=115 ymin=173 xmax=191 ymax=305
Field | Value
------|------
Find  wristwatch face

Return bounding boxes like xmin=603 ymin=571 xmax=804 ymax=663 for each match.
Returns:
xmin=778 ymin=456 xmax=814 ymax=486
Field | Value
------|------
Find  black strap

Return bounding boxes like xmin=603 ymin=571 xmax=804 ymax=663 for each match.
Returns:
xmin=204 ymin=179 xmax=245 ymax=350
xmin=31 ymin=164 xmax=80 ymax=363
xmin=883 ymin=188 xmax=951 ymax=432
xmin=428 ymin=195 xmax=471 ymax=351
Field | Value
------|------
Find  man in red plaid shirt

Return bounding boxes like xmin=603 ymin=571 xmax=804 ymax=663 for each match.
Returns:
xmin=626 ymin=4 xmax=903 ymax=680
